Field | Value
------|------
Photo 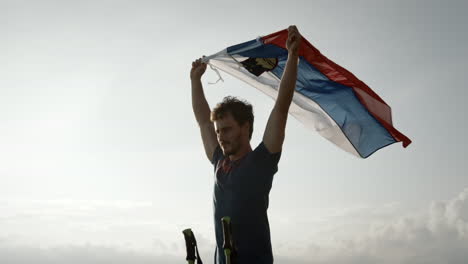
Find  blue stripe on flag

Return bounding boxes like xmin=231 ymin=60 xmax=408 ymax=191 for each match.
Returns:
xmin=228 ymin=39 xmax=396 ymax=158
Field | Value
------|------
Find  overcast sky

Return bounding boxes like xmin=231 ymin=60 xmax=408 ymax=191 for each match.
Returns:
xmin=2 ymin=0 xmax=468 ymax=263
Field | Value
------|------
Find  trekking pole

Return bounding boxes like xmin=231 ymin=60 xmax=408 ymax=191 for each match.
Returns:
xmin=221 ymin=216 xmax=235 ymax=264
xmin=182 ymin=228 xmax=203 ymax=264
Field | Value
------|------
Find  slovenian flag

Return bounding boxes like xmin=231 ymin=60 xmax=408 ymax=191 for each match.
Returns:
xmin=203 ymin=29 xmax=411 ymax=158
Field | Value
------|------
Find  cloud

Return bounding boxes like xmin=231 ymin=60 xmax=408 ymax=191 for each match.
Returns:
xmin=2 ymin=189 xmax=468 ymax=263
xmin=279 ymin=188 xmax=468 ymax=264
xmin=0 ymin=199 xmax=193 ymax=255
xmin=0 ymin=243 xmax=181 ymax=264
xmin=0 ymin=241 xmax=314 ymax=264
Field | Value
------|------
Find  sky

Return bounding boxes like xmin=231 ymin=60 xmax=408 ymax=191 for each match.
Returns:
xmin=2 ymin=0 xmax=468 ymax=263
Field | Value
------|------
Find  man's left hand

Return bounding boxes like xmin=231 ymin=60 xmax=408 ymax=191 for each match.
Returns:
xmin=286 ymin=25 xmax=302 ymax=56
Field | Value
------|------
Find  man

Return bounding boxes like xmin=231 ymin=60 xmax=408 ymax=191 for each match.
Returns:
xmin=190 ymin=25 xmax=301 ymax=264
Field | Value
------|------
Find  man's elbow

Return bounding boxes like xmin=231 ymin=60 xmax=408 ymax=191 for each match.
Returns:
xmin=272 ymin=103 xmax=291 ymax=118
xmin=275 ymin=91 xmax=295 ymax=109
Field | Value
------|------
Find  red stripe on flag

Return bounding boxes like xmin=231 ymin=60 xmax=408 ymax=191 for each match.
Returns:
xmin=262 ymin=29 xmax=411 ymax=147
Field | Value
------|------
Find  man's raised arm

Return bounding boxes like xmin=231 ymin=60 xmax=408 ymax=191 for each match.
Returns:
xmin=263 ymin=26 xmax=302 ymax=154
xmin=191 ymin=58 xmax=219 ymax=162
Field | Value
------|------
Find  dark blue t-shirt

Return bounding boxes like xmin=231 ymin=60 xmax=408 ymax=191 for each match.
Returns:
xmin=211 ymin=142 xmax=281 ymax=264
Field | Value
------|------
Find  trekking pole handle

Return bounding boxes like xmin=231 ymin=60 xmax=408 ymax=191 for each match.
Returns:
xmin=182 ymin=228 xmax=196 ymax=264
xmin=221 ymin=216 xmax=233 ymax=264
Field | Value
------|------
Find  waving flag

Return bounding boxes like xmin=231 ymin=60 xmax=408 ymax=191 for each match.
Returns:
xmin=203 ymin=29 xmax=411 ymax=158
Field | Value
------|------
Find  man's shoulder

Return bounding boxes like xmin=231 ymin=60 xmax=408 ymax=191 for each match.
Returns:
xmin=253 ymin=141 xmax=281 ymax=155
xmin=251 ymin=141 xmax=281 ymax=165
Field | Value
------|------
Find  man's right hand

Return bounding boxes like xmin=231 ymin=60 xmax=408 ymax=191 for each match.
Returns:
xmin=191 ymin=58 xmax=207 ymax=80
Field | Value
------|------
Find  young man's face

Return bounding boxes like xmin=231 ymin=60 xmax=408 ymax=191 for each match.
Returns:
xmin=214 ymin=113 xmax=249 ymax=156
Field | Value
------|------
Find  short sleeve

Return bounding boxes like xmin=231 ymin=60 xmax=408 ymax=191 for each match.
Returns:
xmin=249 ymin=142 xmax=282 ymax=191
xmin=211 ymin=144 xmax=224 ymax=166
xmin=254 ymin=142 xmax=282 ymax=168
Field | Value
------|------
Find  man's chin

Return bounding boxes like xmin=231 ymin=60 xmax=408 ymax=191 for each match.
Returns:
xmin=222 ymin=147 xmax=233 ymax=156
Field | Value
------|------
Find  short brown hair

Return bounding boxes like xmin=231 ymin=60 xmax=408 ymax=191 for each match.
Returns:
xmin=211 ymin=96 xmax=254 ymax=139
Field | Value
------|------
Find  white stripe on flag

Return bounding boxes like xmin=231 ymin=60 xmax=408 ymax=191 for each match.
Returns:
xmin=207 ymin=51 xmax=360 ymax=157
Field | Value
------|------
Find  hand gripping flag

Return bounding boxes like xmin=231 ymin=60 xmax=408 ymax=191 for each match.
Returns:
xmin=203 ymin=29 xmax=411 ymax=158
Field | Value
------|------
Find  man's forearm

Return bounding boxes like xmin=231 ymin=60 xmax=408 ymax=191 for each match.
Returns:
xmin=275 ymin=53 xmax=299 ymax=112
xmin=191 ymin=78 xmax=211 ymax=125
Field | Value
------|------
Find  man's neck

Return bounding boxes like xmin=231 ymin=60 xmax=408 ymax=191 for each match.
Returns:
xmin=229 ymin=143 xmax=252 ymax=161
